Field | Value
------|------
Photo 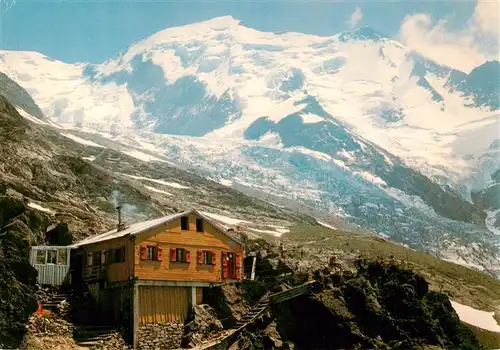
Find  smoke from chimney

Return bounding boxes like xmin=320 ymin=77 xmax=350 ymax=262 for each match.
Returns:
xmin=116 ymin=205 xmax=126 ymax=232
xmin=110 ymin=190 xmax=140 ymax=223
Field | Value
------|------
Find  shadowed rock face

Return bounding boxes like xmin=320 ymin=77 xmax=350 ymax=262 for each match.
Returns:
xmin=0 ymin=73 xmax=45 ymax=119
xmin=87 ymin=56 xmax=242 ymax=136
xmin=408 ymin=53 xmax=499 ymax=111
xmin=447 ymin=60 xmax=500 ymax=110
xmin=338 ymin=26 xmax=386 ymax=42
xmin=277 ymin=263 xmax=480 ymax=349
xmin=0 ymin=196 xmax=40 ymax=347
xmin=0 ymin=97 xmax=49 ymax=346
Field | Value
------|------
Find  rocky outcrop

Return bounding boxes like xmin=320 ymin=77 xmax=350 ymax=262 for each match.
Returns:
xmin=0 ymin=196 xmax=40 ymax=347
xmin=181 ymin=304 xmax=223 ymax=348
xmin=26 ymin=313 xmax=74 ymax=338
xmin=0 ymin=73 xmax=45 ymax=118
xmin=280 ymin=260 xmax=481 ymax=350
xmin=138 ymin=323 xmax=184 ymax=350
xmin=211 ymin=243 xmax=482 ymax=350
xmin=19 ymin=313 xmax=82 ymax=350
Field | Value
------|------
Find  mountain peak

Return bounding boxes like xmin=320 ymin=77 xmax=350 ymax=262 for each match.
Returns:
xmin=164 ymin=15 xmax=241 ymax=33
xmin=197 ymin=15 xmax=241 ymax=28
xmin=136 ymin=16 xmax=243 ymax=45
xmin=338 ymin=26 xmax=386 ymax=42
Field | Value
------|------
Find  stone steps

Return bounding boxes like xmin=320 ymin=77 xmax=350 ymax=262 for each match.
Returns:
xmin=74 ymin=334 xmax=113 ymax=343
xmin=74 ymin=329 xmax=116 ymax=337
xmin=42 ymin=291 xmax=72 ymax=309
xmin=73 ymin=326 xmax=118 ymax=349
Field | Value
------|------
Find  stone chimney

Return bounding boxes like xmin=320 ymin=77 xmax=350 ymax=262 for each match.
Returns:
xmin=116 ymin=205 xmax=126 ymax=232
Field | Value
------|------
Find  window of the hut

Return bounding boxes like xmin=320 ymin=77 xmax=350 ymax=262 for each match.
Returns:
xmin=115 ymin=246 xmax=126 ymax=263
xmin=47 ymin=250 xmax=57 ymax=264
xmin=147 ymin=246 xmax=158 ymax=261
xmin=196 ymin=218 xmax=204 ymax=232
xmin=57 ymin=249 xmax=67 ymax=265
xmin=181 ymin=216 xmax=189 ymax=230
xmin=36 ymin=250 xmax=46 ymax=264
xmin=202 ymin=251 xmax=214 ymax=265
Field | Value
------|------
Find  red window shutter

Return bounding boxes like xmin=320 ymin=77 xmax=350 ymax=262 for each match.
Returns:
xmin=197 ymin=250 xmax=203 ymax=264
xmin=186 ymin=250 xmax=191 ymax=263
xmin=140 ymin=246 xmax=147 ymax=260
xmin=211 ymin=252 xmax=216 ymax=266
xmin=222 ymin=252 xmax=228 ymax=278
xmin=170 ymin=248 xmax=177 ymax=262
xmin=157 ymin=247 xmax=163 ymax=261
xmin=235 ymin=253 xmax=241 ymax=267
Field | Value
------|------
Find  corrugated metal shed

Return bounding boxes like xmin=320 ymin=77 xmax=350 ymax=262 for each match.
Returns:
xmin=29 ymin=246 xmax=71 ymax=286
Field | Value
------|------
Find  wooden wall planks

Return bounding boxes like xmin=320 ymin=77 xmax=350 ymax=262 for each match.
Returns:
xmin=81 ymin=236 xmax=134 ymax=283
xmin=78 ymin=213 xmax=244 ymax=284
xmin=134 ymin=214 xmax=243 ymax=283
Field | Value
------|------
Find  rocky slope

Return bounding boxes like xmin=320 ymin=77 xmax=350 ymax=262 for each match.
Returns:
xmin=0 ymin=87 xmax=308 ymax=237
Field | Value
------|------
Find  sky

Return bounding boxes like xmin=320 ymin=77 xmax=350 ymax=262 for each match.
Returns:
xmin=1 ymin=0 xmax=498 ymax=72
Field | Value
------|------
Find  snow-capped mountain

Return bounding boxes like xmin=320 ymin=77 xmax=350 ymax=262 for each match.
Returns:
xmin=0 ymin=16 xmax=499 ymax=275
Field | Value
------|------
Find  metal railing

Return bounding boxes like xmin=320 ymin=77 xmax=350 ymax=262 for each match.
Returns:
xmin=268 ymin=280 xmax=316 ymax=304
xmin=83 ymin=265 xmax=107 ymax=282
xmin=193 ymin=281 xmax=317 ymax=350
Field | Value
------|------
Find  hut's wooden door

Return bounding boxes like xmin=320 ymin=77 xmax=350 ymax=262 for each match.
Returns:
xmin=227 ymin=252 xmax=236 ymax=279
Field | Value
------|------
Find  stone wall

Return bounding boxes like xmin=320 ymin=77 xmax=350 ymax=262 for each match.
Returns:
xmin=138 ymin=323 xmax=184 ymax=350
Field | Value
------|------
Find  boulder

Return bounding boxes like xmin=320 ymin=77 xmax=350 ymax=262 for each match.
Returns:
xmin=182 ymin=304 xmax=223 ymax=347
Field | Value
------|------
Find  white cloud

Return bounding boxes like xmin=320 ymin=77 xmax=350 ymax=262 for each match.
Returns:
xmin=399 ymin=0 xmax=499 ymax=73
xmin=347 ymin=7 xmax=363 ymax=29
xmin=472 ymin=0 xmax=500 ymax=37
